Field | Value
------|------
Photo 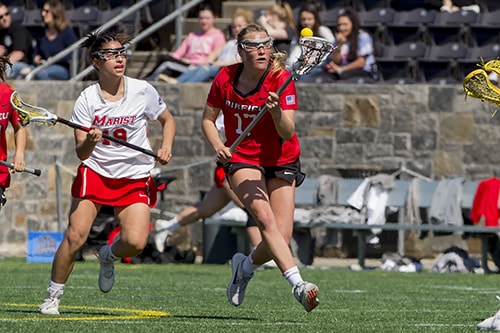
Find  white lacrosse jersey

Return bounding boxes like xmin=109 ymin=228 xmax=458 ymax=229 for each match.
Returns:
xmin=71 ymin=76 xmax=167 ymax=179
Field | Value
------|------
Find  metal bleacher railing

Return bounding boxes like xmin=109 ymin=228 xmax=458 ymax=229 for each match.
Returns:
xmin=24 ymin=0 xmax=204 ymax=81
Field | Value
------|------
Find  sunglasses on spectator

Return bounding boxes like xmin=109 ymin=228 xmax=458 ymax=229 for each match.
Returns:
xmin=0 ymin=12 xmax=9 ymax=19
xmin=91 ymin=47 xmax=127 ymax=61
xmin=240 ymin=37 xmax=274 ymax=51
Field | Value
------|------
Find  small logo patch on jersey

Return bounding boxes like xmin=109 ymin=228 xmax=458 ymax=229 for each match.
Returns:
xmin=158 ymin=97 xmax=164 ymax=106
xmin=285 ymin=95 xmax=295 ymax=105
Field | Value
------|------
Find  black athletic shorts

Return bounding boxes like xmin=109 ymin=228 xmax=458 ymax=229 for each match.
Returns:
xmin=224 ymin=159 xmax=306 ymax=187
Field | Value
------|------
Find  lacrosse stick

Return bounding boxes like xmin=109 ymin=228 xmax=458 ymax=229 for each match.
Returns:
xmin=229 ymin=35 xmax=337 ymax=152
xmin=0 ymin=160 xmax=41 ymax=176
xmin=10 ymin=91 xmax=159 ymax=159
xmin=463 ymin=68 xmax=500 ymax=116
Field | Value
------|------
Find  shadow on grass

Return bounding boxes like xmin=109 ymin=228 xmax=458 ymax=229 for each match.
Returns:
xmin=173 ymin=314 xmax=260 ymax=321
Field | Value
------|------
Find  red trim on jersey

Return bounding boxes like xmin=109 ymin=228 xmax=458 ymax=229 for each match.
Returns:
xmin=71 ymin=164 xmax=158 ymax=208
xmin=207 ymin=63 xmax=300 ymax=167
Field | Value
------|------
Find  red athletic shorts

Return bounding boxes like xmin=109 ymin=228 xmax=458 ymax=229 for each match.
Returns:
xmin=213 ymin=164 xmax=226 ymax=188
xmin=71 ymin=164 xmax=158 ymax=208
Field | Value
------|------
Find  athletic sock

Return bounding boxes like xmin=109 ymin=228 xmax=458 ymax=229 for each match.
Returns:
xmin=283 ymin=266 xmax=304 ymax=287
xmin=167 ymin=217 xmax=181 ymax=232
xmin=241 ymin=251 xmax=259 ymax=275
xmin=49 ymin=281 xmax=65 ymax=291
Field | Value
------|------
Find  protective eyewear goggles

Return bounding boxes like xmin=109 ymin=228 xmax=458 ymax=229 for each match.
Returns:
xmin=92 ymin=47 xmax=127 ymax=61
xmin=240 ymin=37 xmax=273 ymax=51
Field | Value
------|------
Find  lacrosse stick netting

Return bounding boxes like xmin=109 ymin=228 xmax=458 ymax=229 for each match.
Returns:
xmin=463 ymin=68 xmax=500 ymax=116
xmin=10 ymin=91 xmax=58 ymax=127
xmin=229 ymin=36 xmax=336 ymax=152
xmin=10 ymin=91 xmax=159 ymax=159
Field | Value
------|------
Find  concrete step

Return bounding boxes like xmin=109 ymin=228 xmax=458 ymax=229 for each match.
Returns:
xmin=127 ymin=50 xmax=167 ymax=79
xmin=222 ymin=1 xmax=276 ymax=19
xmin=182 ymin=18 xmax=232 ymax=35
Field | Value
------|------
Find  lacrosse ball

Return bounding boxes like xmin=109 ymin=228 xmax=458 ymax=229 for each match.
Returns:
xmin=301 ymin=28 xmax=313 ymax=37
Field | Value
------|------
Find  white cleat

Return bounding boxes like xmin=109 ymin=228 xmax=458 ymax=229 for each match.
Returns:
xmin=227 ymin=253 xmax=253 ymax=306
xmin=293 ymin=281 xmax=319 ymax=312
xmin=154 ymin=219 xmax=175 ymax=252
xmin=40 ymin=287 xmax=63 ymax=315
xmin=478 ymin=298 xmax=500 ymax=331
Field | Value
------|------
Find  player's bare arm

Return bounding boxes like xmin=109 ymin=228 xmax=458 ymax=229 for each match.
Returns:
xmin=156 ymin=108 xmax=176 ymax=165
xmin=74 ymin=125 xmax=102 ymax=161
xmin=11 ymin=122 xmax=26 ymax=172
xmin=266 ymin=92 xmax=295 ymax=141
xmin=201 ymin=105 xmax=231 ymax=163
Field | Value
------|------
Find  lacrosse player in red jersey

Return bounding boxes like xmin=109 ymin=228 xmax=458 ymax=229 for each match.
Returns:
xmin=201 ymin=23 xmax=319 ymax=312
xmin=0 ymin=55 xmax=26 ymax=208
xmin=39 ymin=32 xmax=176 ymax=315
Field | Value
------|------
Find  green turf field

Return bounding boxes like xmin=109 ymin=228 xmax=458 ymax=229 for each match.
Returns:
xmin=0 ymin=257 xmax=498 ymax=333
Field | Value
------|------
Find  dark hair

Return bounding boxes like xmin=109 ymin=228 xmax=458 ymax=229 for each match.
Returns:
xmin=338 ymin=8 xmax=361 ymax=63
xmin=297 ymin=3 xmax=322 ymax=36
xmin=81 ymin=31 xmax=132 ymax=61
xmin=0 ymin=55 xmax=11 ymax=82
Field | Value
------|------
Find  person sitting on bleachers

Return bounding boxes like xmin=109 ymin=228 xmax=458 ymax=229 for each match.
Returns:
xmin=302 ymin=8 xmax=376 ymax=82
xmin=256 ymin=2 xmax=297 ymax=55
xmin=143 ymin=3 xmax=226 ymax=83
xmin=15 ymin=0 xmax=78 ymax=80
xmin=424 ymin=0 xmax=481 ymax=13
xmin=0 ymin=2 xmax=34 ymax=79
xmin=287 ymin=2 xmax=335 ymax=74
xmin=173 ymin=8 xmax=254 ymax=84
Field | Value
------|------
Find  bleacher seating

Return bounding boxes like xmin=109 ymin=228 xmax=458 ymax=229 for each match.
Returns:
xmin=458 ymin=42 xmax=500 ymax=79
xmin=9 ymin=0 xmax=499 ymax=85
xmin=418 ymin=42 xmax=469 ymax=84
xmin=388 ymin=8 xmax=437 ymax=45
xmin=428 ymin=10 xmax=479 ymax=46
xmin=376 ymin=41 xmax=428 ymax=83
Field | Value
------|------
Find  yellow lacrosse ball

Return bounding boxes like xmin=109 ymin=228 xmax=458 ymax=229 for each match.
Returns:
xmin=301 ymin=27 xmax=313 ymax=37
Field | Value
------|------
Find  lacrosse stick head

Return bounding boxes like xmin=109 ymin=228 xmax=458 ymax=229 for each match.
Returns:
xmin=463 ymin=69 xmax=500 ymax=106
xmin=292 ymin=36 xmax=337 ymax=77
xmin=10 ymin=91 xmax=58 ymax=127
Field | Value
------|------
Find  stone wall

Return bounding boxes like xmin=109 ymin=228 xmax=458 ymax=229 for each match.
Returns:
xmin=1 ymin=80 xmax=496 ymax=255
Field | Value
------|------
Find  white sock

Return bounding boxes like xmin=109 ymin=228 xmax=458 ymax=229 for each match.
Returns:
xmin=167 ymin=217 xmax=181 ymax=232
xmin=283 ymin=266 xmax=304 ymax=287
xmin=49 ymin=280 xmax=65 ymax=291
xmin=241 ymin=251 xmax=259 ymax=275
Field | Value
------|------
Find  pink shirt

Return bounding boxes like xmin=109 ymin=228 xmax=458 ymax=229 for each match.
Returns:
xmin=172 ymin=28 xmax=226 ymax=65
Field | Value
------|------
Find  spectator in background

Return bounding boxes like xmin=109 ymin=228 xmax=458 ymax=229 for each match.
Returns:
xmin=15 ymin=0 xmax=78 ymax=80
xmin=307 ymin=8 xmax=375 ymax=82
xmin=256 ymin=2 xmax=296 ymax=55
xmin=287 ymin=2 xmax=335 ymax=68
xmin=424 ymin=0 xmax=481 ymax=13
xmin=169 ymin=8 xmax=253 ymax=84
xmin=144 ymin=4 xmax=226 ymax=83
xmin=0 ymin=2 xmax=34 ymax=79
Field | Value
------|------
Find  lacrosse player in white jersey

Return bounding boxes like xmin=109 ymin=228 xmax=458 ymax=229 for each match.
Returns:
xmin=39 ymin=31 xmax=176 ymax=315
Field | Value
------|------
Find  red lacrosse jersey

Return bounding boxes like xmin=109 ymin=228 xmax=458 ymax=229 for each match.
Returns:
xmin=0 ymin=83 xmax=20 ymax=188
xmin=207 ymin=63 xmax=300 ymax=167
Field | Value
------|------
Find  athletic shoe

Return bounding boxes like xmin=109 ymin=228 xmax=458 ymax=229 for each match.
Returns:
xmin=478 ymin=300 xmax=500 ymax=331
xmin=98 ymin=246 xmax=115 ymax=293
xmin=39 ymin=287 xmax=63 ymax=315
xmin=293 ymin=281 xmax=319 ymax=312
xmin=227 ymin=253 xmax=253 ymax=306
xmin=154 ymin=219 xmax=175 ymax=252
